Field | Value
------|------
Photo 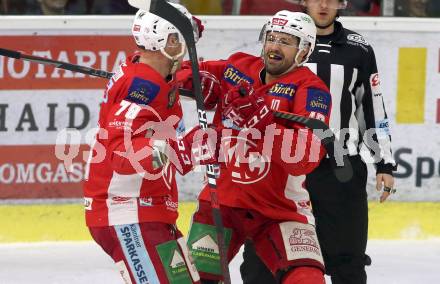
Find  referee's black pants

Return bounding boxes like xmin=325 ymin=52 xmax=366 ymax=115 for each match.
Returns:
xmin=240 ymin=155 xmax=370 ymax=284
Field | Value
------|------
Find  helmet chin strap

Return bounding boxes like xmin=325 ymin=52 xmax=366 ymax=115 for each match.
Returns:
xmin=294 ymin=50 xmax=308 ymax=67
xmin=160 ymin=44 xmax=186 ymax=75
xmin=281 ymin=52 xmax=307 ymax=74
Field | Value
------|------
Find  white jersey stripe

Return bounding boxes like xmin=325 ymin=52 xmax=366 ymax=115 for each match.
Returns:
xmin=329 ymin=64 xmax=345 ymax=139
xmin=284 ymin=175 xmax=315 ymax=225
xmin=107 ymin=172 xmax=143 ymax=225
xmin=347 ymin=68 xmax=359 ymax=155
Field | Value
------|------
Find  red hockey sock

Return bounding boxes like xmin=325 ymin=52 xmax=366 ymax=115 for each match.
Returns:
xmin=282 ymin=266 xmax=325 ymax=284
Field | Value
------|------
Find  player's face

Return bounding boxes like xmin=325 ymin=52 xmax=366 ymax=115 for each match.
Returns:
xmin=263 ymin=32 xmax=299 ymax=76
xmin=303 ymin=0 xmax=339 ymax=28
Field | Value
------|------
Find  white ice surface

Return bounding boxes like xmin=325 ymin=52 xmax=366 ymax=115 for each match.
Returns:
xmin=0 ymin=240 xmax=439 ymax=284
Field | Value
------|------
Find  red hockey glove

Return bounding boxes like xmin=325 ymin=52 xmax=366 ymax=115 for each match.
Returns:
xmin=168 ymin=125 xmax=220 ymax=175
xmin=222 ymin=81 xmax=273 ymax=132
xmin=177 ymin=68 xmax=221 ymax=110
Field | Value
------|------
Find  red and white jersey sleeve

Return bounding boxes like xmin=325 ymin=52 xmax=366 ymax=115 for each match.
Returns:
xmin=198 ymin=53 xmax=332 ymax=225
xmin=84 ymin=55 xmax=184 ymax=227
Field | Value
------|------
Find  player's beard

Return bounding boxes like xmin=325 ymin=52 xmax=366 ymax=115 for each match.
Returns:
xmin=264 ymin=51 xmax=295 ymax=76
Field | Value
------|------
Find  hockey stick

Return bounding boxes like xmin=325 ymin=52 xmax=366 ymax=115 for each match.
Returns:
xmin=127 ymin=1 xmax=232 ymax=282
xmin=273 ymin=111 xmax=353 ymax=182
xmin=0 ymin=48 xmax=113 ymax=79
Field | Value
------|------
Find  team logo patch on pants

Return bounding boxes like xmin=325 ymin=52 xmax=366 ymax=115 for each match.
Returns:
xmin=279 ymin=222 xmax=324 ymax=265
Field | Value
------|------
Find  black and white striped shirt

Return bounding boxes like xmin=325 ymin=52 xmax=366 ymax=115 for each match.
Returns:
xmin=305 ymin=21 xmax=396 ymax=174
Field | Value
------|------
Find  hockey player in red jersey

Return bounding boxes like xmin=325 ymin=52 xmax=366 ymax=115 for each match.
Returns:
xmin=83 ymin=4 xmax=211 ymax=284
xmin=180 ymin=11 xmax=331 ymax=284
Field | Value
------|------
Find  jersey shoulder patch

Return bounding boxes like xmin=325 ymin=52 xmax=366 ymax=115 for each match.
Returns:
xmin=223 ymin=64 xmax=254 ymax=86
xmin=126 ymin=77 xmax=160 ymax=105
xmin=346 ymin=33 xmax=369 ymax=46
xmin=306 ymin=88 xmax=331 ymax=116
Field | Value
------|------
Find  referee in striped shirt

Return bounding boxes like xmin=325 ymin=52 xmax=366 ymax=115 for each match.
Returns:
xmin=240 ymin=1 xmax=397 ymax=283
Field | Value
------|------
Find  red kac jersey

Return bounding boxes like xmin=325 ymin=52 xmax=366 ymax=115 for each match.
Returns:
xmin=192 ymin=52 xmax=332 ymax=225
xmin=84 ymin=55 xmax=185 ymax=227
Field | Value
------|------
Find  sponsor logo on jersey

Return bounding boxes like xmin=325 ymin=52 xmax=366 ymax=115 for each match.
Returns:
xmin=139 ymin=197 xmax=153 ymax=207
xmin=272 ymin=18 xmax=288 ymax=26
xmin=347 ymin=34 xmax=369 ymax=46
xmin=110 ymin=196 xmax=134 ymax=206
xmin=268 ymin=83 xmax=296 ymax=100
xmin=108 ymin=119 xmax=132 ymax=130
xmin=165 ymin=198 xmax=178 ymax=212
xmin=370 ymin=73 xmax=382 ymax=96
xmin=306 ymin=88 xmax=331 ymax=116
xmin=375 ymin=118 xmax=390 ymax=137
xmin=84 ymin=197 xmax=92 ymax=210
xmin=126 ymin=77 xmax=160 ymax=106
xmin=223 ymin=64 xmax=254 ymax=86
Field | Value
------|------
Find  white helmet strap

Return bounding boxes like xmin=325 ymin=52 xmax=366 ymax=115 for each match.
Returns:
xmin=160 ymin=44 xmax=186 ymax=74
xmin=295 ymin=43 xmax=311 ymax=66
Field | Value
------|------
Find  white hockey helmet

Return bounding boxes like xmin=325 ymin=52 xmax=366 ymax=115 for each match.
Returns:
xmin=262 ymin=11 xmax=317 ymax=66
xmin=131 ymin=3 xmax=199 ymax=56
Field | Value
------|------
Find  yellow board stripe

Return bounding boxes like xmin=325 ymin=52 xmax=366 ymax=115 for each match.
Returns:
xmin=1 ymin=202 xmax=440 ymax=242
xmin=396 ymin=48 xmax=427 ymax=124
